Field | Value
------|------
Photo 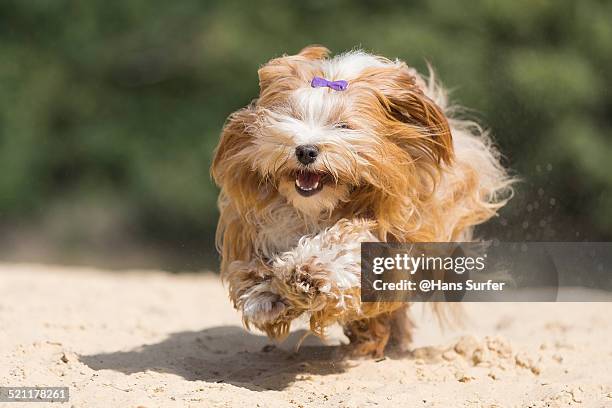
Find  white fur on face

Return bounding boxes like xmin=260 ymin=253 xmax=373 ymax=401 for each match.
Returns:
xmin=257 ymin=104 xmax=362 ymax=216
xmin=249 ymin=52 xmax=395 ymax=216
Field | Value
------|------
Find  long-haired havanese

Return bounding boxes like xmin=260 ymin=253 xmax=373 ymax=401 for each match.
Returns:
xmin=211 ymin=45 xmax=513 ymax=357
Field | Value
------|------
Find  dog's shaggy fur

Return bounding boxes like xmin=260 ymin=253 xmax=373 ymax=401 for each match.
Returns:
xmin=211 ymin=46 xmax=513 ymax=357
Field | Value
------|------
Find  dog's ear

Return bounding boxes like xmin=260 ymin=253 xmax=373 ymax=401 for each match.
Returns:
xmin=257 ymin=45 xmax=330 ymax=101
xmin=211 ymin=108 xmax=262 ymax=213
xmin=360 ymin=65 xmax=453 ymax=164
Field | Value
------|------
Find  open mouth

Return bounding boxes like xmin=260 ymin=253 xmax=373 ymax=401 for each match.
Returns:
xmin=294 ymin=171 xmax=325 ymax=197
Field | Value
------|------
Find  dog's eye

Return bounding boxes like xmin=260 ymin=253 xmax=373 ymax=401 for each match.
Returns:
xmin=335 ymin=122 xmax=351 ymax=130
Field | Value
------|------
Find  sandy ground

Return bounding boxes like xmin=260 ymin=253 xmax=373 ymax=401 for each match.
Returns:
xmin=1 ymin=263 xmax=612 ymax=408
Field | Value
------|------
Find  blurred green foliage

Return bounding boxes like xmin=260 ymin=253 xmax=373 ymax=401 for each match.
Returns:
xmin=0 ymin=0 xmax=611 ymax=269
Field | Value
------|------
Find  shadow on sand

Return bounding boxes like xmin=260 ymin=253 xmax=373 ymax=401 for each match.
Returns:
xmin=80 ymin=326 xmax=356 ymax=391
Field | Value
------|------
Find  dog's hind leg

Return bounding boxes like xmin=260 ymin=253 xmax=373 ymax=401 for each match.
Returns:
xmin=341 ymin=305 xmax=413 ymax=357
xmin=389 ymin=304 xmax=415 ymax=352
xmin=343 ymin=313 xmax=393 ymax=358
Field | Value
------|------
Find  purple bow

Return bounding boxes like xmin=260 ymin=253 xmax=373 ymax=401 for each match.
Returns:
xmin=311 ymin=76 xmax=348 ymax=91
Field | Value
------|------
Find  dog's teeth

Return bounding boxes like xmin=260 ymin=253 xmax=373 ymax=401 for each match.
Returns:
xmin=295 ymin=173 xmax=321 ymax=192
xmin=296 ymin=181 xmax=319 ymax=191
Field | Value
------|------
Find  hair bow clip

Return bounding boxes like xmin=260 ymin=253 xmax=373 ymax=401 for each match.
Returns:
xmin=311 ymin=76 xmax=348 ymax=91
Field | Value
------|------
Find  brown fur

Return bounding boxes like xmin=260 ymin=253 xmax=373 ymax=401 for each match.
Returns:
xmin=211 ymin=46 xmax=513 ymax=357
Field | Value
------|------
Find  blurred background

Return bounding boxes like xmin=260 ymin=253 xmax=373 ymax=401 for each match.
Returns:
xmin=1 ymin=0 xmax=611 ymax=271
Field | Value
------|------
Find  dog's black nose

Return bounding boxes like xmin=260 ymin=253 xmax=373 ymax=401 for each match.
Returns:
xmin=295 ymin=144 xmax=319 ymax=165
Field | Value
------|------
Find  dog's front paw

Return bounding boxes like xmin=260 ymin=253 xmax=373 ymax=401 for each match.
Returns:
xmin=271 ymin=255 xmax=337 ymax=313
xmin=241 ymin=288 xmax=288 ymax=326
xmin=293 ymin=259 xmax=333 ymax=296
xmin=274 ymin=250 xmax=361 ymax=313
xmin=238 ymin=282 xmax=303 ymax=339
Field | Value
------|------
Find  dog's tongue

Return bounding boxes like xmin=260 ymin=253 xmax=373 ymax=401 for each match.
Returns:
xmin=296 ymin=172 xmax=321 ymax=190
